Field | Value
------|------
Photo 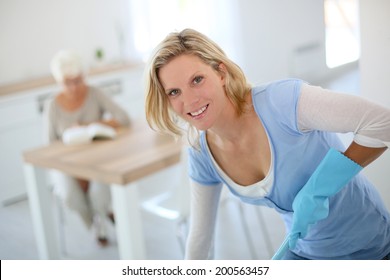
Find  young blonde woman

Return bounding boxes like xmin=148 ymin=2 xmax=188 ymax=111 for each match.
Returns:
xmin=43 ymin=50 xmax=130 ymax=246
xmin=145 ymin=29 xmax=390 ymax=259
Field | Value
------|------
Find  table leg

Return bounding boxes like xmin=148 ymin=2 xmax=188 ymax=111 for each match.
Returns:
xmin=111 ymin=183 xmax=146 ymax=259
xmin=24 ymin=164 xmax=60 ymax=259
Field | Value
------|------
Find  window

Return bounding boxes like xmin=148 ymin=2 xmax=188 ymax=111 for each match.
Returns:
xmin=324 ymin=0 xmax=360 ymax=68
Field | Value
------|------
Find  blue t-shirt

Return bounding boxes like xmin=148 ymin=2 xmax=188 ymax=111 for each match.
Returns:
xmin=188 ymin=79 xmax=390 ymax=259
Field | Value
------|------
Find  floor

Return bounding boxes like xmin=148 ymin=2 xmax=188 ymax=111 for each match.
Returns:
xmin=0 ymin=67 xmax=360 ymax=260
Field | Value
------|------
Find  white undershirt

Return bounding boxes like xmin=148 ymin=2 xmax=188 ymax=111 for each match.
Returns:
xmin=206 ymin=127 xmax=274 ymax=198
xmin=185 ymin=83 xmax=390 ymax=259
xmin=298 ymin=84 xmax=390 ymax=148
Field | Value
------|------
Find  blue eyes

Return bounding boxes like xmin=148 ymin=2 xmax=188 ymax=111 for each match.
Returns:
xmin=168 ymin=89 xmax=180 ymax=96
xmin=166 ymin=76 xmax=204 ymax=97
xmin=193 ymin=76 xmax=203 ymax=84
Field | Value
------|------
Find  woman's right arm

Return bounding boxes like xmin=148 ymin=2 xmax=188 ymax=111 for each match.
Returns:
xmin=185 ymin=180 xmax=223 ymax=260
xmin=42 ymin=98 xmax=59 ymax=144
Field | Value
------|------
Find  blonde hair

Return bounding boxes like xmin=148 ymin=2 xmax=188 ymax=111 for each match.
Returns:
xmin=50 ymin=50 xmax=84 ymax=83
xmin=145 ymin=29 xmax=251 ymax=144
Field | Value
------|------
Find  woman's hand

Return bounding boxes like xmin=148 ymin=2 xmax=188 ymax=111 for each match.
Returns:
xmin=99 ymin=119 xmax=121 ymax=128
xmin=77 ymin=178 xmax=89 ymax=193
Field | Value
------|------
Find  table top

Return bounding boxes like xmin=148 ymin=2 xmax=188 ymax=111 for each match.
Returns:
xmin=23 ymin=120 xmax=182 ymax=185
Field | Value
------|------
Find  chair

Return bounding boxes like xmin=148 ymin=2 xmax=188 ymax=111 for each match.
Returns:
xmin=232 ymin=197 xmax=275 ymax=259
xmin=141 ymin=145 xmax=190 ymax=254
xmin=52 ymin=191 xmax=68 ymax=256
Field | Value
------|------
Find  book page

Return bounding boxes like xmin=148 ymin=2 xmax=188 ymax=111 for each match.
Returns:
xmin=62 ymin=126 xmax=91 ymax=145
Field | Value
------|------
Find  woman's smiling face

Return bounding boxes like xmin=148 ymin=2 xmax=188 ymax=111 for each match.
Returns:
xmin=158 ymin=54 xmax=228 ymax=131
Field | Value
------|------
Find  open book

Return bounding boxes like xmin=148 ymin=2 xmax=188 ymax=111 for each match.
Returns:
xmin=62 ymin=123 xmax=116 ymax=145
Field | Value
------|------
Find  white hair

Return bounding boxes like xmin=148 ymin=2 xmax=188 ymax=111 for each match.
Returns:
xmin=50 ymin=50 xmax=84 ymax=83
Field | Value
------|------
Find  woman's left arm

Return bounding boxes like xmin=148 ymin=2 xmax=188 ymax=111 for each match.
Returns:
xmin=288 ymin=84 xmax=390 ymax=250
xmin=343 ymin=141 xmax=387 ymax=167
xmin=94 ymin=87 xmax=131 ymax=127
xmin=298 ymin=83 xmax=390 ymax=167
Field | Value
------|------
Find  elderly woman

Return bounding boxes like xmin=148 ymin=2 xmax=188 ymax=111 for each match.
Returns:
xmin=43 ymin=50 xmax=130 ymax=246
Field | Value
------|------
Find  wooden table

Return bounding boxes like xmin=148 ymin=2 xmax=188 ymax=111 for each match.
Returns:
xmin=23 ymin=120 xmax=181 ymax=259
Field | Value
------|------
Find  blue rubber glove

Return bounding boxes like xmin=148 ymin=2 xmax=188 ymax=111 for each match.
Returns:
xmin=289 ymin=148 xmax=362 ymax=249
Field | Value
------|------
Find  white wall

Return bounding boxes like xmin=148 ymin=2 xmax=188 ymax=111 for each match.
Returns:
xmin=359 ymin=0 xmax=390 ymax=209
xmin=235 ymin=0 xmax=330 ymax=85
xmin=0 ymin=0 xmax=131 ymax=85
xmin=1 ymin=0 xmax=340 ymax=88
